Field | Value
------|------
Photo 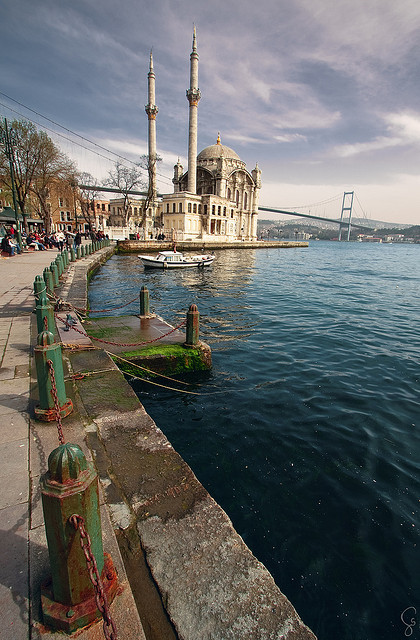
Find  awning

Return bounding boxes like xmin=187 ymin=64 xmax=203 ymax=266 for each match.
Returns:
xmin=0 ymin=206 xmax=23 ymax=223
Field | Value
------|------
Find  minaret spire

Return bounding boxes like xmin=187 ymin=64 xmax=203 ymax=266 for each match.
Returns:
xmin=145 ymin=49 xmax=158 ymax=205
xmin=186 ymin=25 xmax=201 ymax=194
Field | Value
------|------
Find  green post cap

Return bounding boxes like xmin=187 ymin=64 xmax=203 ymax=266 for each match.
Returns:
xmin=47 ymin=443 xmax=88 ymax=483
xmin=37 ymin=330 xmax=55 ymax=346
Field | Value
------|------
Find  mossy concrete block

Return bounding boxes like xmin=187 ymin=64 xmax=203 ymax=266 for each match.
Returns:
xmin=72 ymin=368 xmax=140 ymax=419
xmin=118 ymin=342 xmax=212 ymax=377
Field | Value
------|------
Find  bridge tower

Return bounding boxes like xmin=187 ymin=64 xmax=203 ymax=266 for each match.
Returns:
xmin=338 ymin=191 xmax=354 ymax=241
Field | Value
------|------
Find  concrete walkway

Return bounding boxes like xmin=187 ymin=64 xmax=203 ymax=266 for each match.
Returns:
xmin=0 ymin=249 xmax=61 ymax=638
xmin=0 ymin=249 xmax=145 ymax=639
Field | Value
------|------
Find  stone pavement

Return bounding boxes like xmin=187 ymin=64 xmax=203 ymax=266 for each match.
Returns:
xmin=0 ymin=248 xmax=145 ymax=639
xmin=0 ymin=249 xmax=60 ymax=639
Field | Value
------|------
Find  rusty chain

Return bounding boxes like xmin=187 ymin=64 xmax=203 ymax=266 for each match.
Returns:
xmin=69 ymin=514 xmax=117 ymax=640
xmin=46 ymin=359 xmax=65 ymax=445
xmin=55 ymin=314 xmax=187 ymax=347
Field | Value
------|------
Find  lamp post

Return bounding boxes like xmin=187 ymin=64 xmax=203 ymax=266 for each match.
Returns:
xmin=0 ymin=118 xmax=23 ymax=250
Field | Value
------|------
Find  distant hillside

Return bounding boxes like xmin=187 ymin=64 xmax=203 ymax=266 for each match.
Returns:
xmin=257 ymin=217 xmax=411 ymax=231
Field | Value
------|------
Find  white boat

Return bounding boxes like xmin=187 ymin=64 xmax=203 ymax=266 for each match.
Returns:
xmin=138 ymin=250 xmax=215 ymax=269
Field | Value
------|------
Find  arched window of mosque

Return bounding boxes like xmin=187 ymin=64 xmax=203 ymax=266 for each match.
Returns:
xmin=227 ymin=188 xmax=231 ymax=200
xmin=212 ymin=205 xmax=215 ymax=215
xmin=244 ymin=193 xmax=248 ymax=210
xmin=231 ymin=209 xmax=234 ymax=218
xmin=204 ymin=204 xmax=207 ymax=215
xmin=198 ymin=204 xmax=201 ymax=214
xmin=134 ymin=207 xmax=137 ymax=215
xmin=188 ymin=202 xmax=192 ymax=213
xmin=236 ymin=191 xmax=240 ymax=207
xmin=218 ymin=206 xmax=221 ymax=216
xmin=193 ymin=203 xmax=197 ymax=213
xmin=166 ymin=203 xmax=169 ymax=213
xmin=223 ymin=207 xmax=226 ymax=216
xmin=179 ymin=203 xmax=182 ymax=212
xmin=173 ymin=203 xmax=176 ymax=213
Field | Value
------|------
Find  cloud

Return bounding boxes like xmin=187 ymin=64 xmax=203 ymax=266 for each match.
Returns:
xmin=332 ymin=111 xmax=420 ymax=157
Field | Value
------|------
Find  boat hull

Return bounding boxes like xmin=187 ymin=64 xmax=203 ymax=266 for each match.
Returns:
xmin=139 ymin=255 xmax=215 ymax=269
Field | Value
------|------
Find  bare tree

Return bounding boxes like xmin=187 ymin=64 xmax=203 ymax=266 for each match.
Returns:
xmin=30 ymin=131 xmax=76 ymax=232
xmin=104 ymin=161 xmax=147 ymax=227
xmin=76 ymin=171 xmax=100 ymax=234
xmin=0 ymin=119 xmax=76 ymax=233
xmin=0 ymin=119 xmax=42 ymax=223
xmin=137 ymin=153 xmax=162 ymax=227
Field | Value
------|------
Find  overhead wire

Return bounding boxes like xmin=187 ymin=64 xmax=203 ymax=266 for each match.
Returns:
xmin=0 ymin=92 xmax=174 ymax=186
xmin=276 ymin=193 xmax=343 ymax=211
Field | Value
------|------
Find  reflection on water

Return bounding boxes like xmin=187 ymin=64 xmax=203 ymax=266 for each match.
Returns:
xmin=89 ymin=243 xmax=420 ymax=640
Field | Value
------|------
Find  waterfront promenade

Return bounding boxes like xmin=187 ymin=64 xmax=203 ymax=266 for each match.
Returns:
xmin=0 ymin=248 xmax=144 ymax=639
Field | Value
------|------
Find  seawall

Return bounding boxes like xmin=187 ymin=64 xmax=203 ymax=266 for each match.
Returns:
xmin=50 ymin=245 xmax=317 ymax=639
xmin=117 ymin=239 xmax=308 ymax=253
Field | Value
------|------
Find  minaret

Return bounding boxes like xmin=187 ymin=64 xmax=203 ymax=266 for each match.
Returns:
xmin=145 ymin=50 xmax=159 ymax=204
xmin=186 ymin=26 xmax=201 ymax=194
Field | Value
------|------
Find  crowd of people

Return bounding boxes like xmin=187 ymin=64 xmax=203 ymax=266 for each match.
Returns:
xmin=0 ymin=225 xmax=108 ymax=257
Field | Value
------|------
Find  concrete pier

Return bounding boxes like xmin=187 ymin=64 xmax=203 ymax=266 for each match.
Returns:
xmin=117 ymin=239 xmax=308 ymax=253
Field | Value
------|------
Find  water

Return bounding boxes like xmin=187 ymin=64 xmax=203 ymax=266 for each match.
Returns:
xmin=89 ymin=242 xmax=420 ymax=640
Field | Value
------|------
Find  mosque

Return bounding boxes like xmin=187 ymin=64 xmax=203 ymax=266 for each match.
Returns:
xmin=145 ymin=28 xmax=261 ymax=242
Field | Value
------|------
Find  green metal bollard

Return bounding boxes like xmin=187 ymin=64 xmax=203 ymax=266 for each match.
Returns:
xmin=185 ymin=303 xmax=200 ymax=346
xmin=36 ymin=294 xmax=55 ymax=335
xmin=34 ymin=330 xmax=73 ymax=421
xmin=40 ymin=443 xmax=117 ymax=633
xmin=62 ymin=250 xmax=69 ymax=267
xmin=77 ymin=246 xmax=81 ymax=260
xmin=34 ymin=275 xmax=47 ymax=302
xmin=50 ymin=262 xmax=59 ymax=288
xmin=139 ymin=285 xmax=150 ymax=317
xmin=55 ymin=255 xmax=64 ymax=277
xmin=82 ymin=245 xmax=86 ymax=258
xmin=70 ymin=247 xmax=76 ymax=262
xmin=43 ymin=268 xmax=54 ymax=296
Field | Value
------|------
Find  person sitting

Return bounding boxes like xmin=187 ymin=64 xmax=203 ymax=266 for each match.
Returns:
xmin=9 ymin=237 xmax=21 ymax=254
xmin=1 ymin=234 xmax=15 ymax=256
xmin=27 ymin=233 xmax=46 ymax=250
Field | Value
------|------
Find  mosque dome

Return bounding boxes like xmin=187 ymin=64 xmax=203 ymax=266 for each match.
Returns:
xmin=197 ymin=134 xmax=241 ymax=162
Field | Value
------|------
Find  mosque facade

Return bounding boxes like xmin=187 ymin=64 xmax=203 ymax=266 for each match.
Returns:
xmin=146 ymin=29 xmax=261 ymax=242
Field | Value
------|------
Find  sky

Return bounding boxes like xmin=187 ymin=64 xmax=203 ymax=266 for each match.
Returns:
xmin=1 ymin=0 xmax=420 ymax=225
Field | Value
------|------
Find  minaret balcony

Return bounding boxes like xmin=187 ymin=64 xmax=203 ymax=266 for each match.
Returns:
xmin=186 ymin=88 xmax=201 ymax=105
xmin=145 ymin=104 xmax=159 ymax=119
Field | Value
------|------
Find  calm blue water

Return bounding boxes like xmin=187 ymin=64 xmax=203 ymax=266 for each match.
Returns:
xmin=89 ymin=242 xmax=420 ymax=640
